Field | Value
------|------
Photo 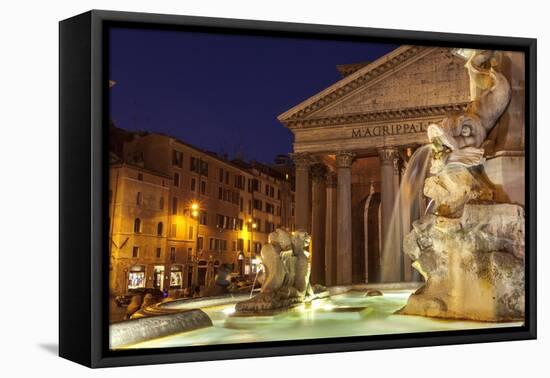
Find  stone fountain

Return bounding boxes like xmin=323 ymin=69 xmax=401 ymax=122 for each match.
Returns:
xmin=235 ymin=229 xmax=326 ymax=314
xmin=398 ymin=50 xmax=525 ymax=322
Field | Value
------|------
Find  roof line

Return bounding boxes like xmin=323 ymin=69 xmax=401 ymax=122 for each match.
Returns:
xmin=277 ymin=45 xmax=433 ymax=123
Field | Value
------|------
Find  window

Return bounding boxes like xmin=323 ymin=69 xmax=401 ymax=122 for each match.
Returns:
xmin=265 ymin=222 xmax=275 ymax=233
xmin=218 ymin=186 xmax=223 ymax=200
xmin=239 ymin=197 xmax=243 ymax=212
xmin=172 ymin=197 xmax=178 ymax=215
xmin=198 ymin=236 xmax=204 ymax=251
xmin=270 ymin=186 xmax=274 ymax=198
xmin=173 ymin=172 xmax=180 ymax=187
xmin=253 ymin=242 xmax=262 ymax=254
xmin=232 ymin=240 xmax=237 ymax=251
xmin=256 ymin=219 xmax=262 ymax=232
xmin=159 ymin=196 xmax=164 ymax=210
xmin=277 ymin=189 xmax=281 ymax=200
xmin=172 ymin=150 xmax=183 ymax=167
xmin=156 ymin=247 xmax=162 ymax=258
xmin=253 ymin=199 xmax=263 ymax=211
xmin=216 ymin=214 xmax=226 ymax=229
xmin=234 ymin=175 xmax=245 ymax=190
xmin=219 ymin=168 xmax=224 ymax=182
xmin=191 ymin=178 xmax=196 ymax=192
xmin=157 ymin=222 xmax=163 ymax=236
xmin=170 ymin=265 xmax=183 ymax=287
xmin=188 ymin=226 xmax=194 ymax=240
xmin=132 ymin=246 xmax=140 ymax=258
xmin=128 ymin=265 xmax=145 ymax=289
xmin=133 ymin=218 xmax=141 ymax=233
xmin=199 ymin=211 xmax=208 ymax=225
xmin=137 ymin=173 xmax=143 ymax=181
xmin=136 ymin=192 xmax=142 ymax=205
xmin=190 ymin=157 xmax=208 ymax=176
xmin=170 ymin=247 xmax=176 ymax=262
xmin=209 ymin=238 xmax=214 ymax=250
xmin=170 ymin=223 xmax=177 ymax=238
xmin=213 ymin=239 xmax=227 ymax=251
xmin=200 ymin=180 xmax=206 ymax=195
xmin=225 ymin=171 xmax=229 ymax=185
xmin=266 ymin=203 xmax=275 ymax=214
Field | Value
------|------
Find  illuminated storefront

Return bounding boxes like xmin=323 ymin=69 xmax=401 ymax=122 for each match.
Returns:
xmin=170 ymin=265 xmax=183 ymax=289
xmin=127 ymin=265 xmax=146 ymax=290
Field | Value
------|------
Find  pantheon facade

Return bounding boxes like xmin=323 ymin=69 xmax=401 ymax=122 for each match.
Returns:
xmin=278 ymin=45 xmax=525 ymax=286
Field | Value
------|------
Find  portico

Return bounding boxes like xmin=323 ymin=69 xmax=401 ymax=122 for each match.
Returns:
xmin=278 ymin=45 xmax=472 ymax=284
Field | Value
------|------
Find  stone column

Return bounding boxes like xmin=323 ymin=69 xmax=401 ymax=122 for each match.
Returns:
xmin=291 ymin=153 xmax=312 ymax=232
xmin=379 ymin=147 xmax=401 ymax=283
xmin=310 ymin=163 xmax=327 ymax=285
xmin=336 ymin=152 xmax=355 ymax=285
xmin=324 ymin=172 xmax=338 ymax=286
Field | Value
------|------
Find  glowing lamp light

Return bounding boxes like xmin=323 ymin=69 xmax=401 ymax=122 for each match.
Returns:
xmin=191 ymin=210 xmax=199 ymax=218
xmin=252 ymin=223 xmax=257 ymax=229
xmin=191 ymin=202 xmax=199 ymax=211
xmin=248 ymin=218 xmax=253 ymax=223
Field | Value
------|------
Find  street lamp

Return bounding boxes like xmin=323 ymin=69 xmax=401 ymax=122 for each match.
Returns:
xmin=188 ymin=201 xmax=201 ymax=287
xmin=246 ymin=218 xmax=258 ymax=277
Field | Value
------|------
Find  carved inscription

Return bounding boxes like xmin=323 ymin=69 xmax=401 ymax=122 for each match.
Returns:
xmin=351 ymin=121 xmax=429 ymax=138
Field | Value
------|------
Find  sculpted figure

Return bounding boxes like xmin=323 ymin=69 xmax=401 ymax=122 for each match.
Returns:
xmin=260 ymin=229 xmax=292 ymax=293
xmin=399 ymin=50 xmax=525 ymax=321
xmin=427 ymin=50 xmax=511 ymax=168
xmin=291 ymin=230 xmax=312 ymax=296
xmin=235 ymin=229 xmax=315 ymax=313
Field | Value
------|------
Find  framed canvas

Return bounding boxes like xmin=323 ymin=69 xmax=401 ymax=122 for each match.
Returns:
xmin=59 ymin=10 xmax=537 ymax=368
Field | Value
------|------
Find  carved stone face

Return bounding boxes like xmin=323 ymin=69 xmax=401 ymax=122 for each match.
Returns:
xmin=291 ymin=230 xmax=311 ymax=251
xmin=269 ymin=228 xmax=292 ymax=251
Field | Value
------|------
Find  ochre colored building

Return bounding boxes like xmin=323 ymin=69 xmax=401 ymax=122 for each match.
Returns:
xmin=109 ymin=133 xmax=295 ymax=295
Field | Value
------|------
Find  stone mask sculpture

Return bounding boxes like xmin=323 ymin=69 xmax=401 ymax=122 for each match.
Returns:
xmin=398 ymin=50 xmax=525 ymax=322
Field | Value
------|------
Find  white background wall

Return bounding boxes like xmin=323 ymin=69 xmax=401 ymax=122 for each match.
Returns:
xmin=0 ymin=0 xmax=547 ymax=376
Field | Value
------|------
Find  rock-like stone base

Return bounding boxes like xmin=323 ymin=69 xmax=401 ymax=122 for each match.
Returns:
xmin=398 ymin=203 xmax=525 ymax=322
xmin=235 ymin=285 xmax=329 ymax=314
xmin=235 ymin=289 xmax=304 ymax=314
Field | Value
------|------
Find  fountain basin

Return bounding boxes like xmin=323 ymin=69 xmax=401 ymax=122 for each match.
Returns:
xmin=118 ymin=287 xmax=522 ymax=350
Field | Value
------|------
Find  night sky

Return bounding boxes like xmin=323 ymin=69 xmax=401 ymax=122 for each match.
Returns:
xmin=109 ymin=27 xmax=397 ymax=164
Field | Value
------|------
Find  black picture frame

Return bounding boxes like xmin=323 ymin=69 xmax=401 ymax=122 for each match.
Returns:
xmin=59 ymin=9 xmax=537 ymax=368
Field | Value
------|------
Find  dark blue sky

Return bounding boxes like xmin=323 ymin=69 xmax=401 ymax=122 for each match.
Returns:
xmin=109 ymin=28 xmax=397 ymax=163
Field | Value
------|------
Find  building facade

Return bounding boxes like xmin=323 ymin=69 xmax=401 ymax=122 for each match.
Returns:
xmin=278 ymin=46 xmax=525 ymax=286
xmin=109 ymin=133 xmax=295 ymax=295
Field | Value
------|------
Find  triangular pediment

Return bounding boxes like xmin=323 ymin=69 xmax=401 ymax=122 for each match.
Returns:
xmin=278 ymin=46 xmax=471 ymax=127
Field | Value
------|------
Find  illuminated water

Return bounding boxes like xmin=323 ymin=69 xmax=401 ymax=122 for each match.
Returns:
xmin=125 ymin=289 xmax=521 ymax=349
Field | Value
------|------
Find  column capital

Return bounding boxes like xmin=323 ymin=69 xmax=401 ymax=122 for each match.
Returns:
xmin=310 ymin=163 xmax=328 ymax=182
xmin=290 ymin=152 xmax=314 ymax=172
xmin=335 ymin=151 xmax=356 ymax=168
xmin=378 ymin=146 xmax=399 ymax=165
